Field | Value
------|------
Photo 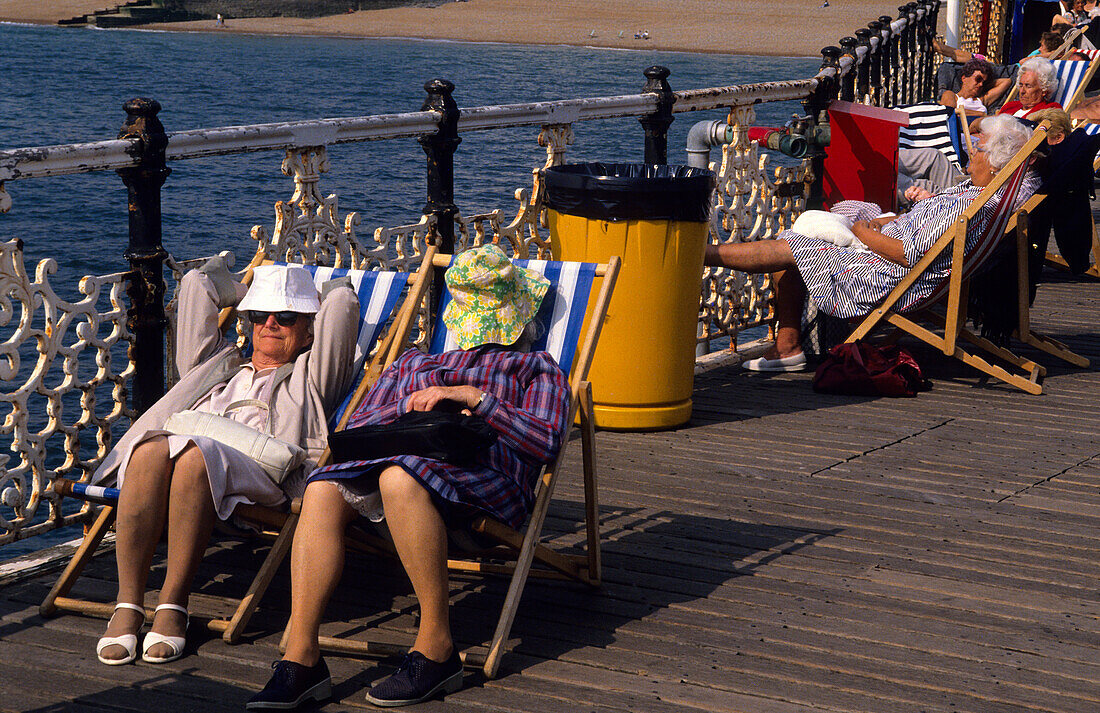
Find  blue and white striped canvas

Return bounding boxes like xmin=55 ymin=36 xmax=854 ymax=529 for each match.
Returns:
xmin=1051 ymin=58 xmax=1092 ymax=107
xmin=896 ymin=103 xmax=966 ymax=169
xmin=429 ymin=258 xmax=598 ymax=376
xmin=289 ymin=264 xmax=410 ymax=426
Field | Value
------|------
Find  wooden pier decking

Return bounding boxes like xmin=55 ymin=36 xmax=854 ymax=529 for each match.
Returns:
xmin=1 ymin=273 xmax=1099 ymax=713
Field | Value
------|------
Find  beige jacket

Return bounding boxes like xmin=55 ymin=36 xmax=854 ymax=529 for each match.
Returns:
xmin=93 ymin=267 xmax=359 ymax=485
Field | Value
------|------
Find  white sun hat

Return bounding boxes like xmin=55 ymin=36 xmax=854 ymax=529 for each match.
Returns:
xmin=237 ymin=264 xmax=321 ymax=314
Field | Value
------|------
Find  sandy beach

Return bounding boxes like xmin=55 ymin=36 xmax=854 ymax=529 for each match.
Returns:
xmin=2 ymin=0 xmax=925 ymax=57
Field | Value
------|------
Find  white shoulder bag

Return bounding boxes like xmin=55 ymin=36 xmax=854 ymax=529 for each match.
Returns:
xmin=163 ymin=399 xmax=306 ymax=485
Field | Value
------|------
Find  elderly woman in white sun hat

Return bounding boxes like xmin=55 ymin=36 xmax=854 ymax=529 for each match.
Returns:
xmin=93 ymin=259 xmax=358 ymax=666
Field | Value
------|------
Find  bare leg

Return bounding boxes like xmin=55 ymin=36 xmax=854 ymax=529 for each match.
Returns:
xmin=706 ymin=239 xmax=805 ymax=359
xmin=145 ymin=443 xmax=216 ymax=659
xmin=282 ymin=480 xmax=358 ymax=667
xmin=378 ymin=466 xmax=452 ymax=662
xmin=704 ymin=238 xmax=798 ymax=274
xmin=1071 ymin=96 xmax=1100 ymax=121
xmin=99 ymin=436 xmax=172 ymax=661
xmin=772 ymin=268 xmax=808 ymax=358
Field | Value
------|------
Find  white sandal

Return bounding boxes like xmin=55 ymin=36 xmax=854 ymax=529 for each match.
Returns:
xmin=96 ymin=602 xmax=146 ymax=665
xmin=141 ymin=603 xmax=189 ymax=664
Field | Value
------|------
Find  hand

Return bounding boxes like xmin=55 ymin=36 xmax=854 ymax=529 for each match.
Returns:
xmin=405 ymin=385 xmax=483 ymax=415
xmin=904 ymin=185 xmax=933 ymax=203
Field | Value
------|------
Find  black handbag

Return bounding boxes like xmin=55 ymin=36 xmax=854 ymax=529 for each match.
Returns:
xmin=328 ymin=410 xmax=498 ymax=465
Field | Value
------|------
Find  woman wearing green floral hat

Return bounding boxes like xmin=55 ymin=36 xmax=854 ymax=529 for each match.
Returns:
xmin=249 ymin=244 xmax=572 ymax=710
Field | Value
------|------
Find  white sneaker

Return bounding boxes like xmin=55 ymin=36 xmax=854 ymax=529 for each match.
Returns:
xmin=742 ymin=352 xmax=807 ymax=372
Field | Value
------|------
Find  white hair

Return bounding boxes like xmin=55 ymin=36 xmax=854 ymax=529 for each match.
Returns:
xmin=1018 ymin=57 xmax=1059 ymax=99
xmin=512 ymin=318 xmax=544 ymax=352
xmin=980 ymin=114 xmax=1034 ymax=169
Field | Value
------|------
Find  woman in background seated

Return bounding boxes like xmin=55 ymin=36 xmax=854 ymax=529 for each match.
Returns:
xmin=94 ymin=262 xmax=358 ymax=666
xmin=972 ymin=57 xmax=1062 ymax=130
xmin=704 ymin=115 xmax=1038 ymax=372
xmin=248 ymin=245 xmax=571 ymax=710
xmin=940 ymin=58 xmax=997 ymax=116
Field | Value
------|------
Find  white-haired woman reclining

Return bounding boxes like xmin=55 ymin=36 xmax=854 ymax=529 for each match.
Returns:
xmin=705 ymin=114 xmax=1039 ymax=372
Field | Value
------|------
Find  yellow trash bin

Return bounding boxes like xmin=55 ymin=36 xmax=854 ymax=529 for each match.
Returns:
xmin=544 ymin=163 xmax=717 ymax=431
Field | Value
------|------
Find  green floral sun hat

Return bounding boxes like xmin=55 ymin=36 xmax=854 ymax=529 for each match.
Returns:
xmin=442 ymin=244 xmax=550 ymax=349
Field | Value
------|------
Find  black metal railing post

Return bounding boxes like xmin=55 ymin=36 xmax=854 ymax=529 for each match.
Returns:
xmin=902 ymin=3 xmax=920 ymax=103
xmin=915 ymin=1 xmax=931 ymax=102
xmin=921 ymin=0 xmax=941 ymax=101
xmin=805 ymin=46 xmax=842 ymax=210
xmin=867 ymin=20 xmax=886 ymax=106
xmin=117 ymin=97 xmax=170 ymax=417
xmin=855 ymin=29 xmax=874 ymax=102
xmin=882 ymin=15 xmax=899 ymax=106
xmin=418 ymin=78 xmax=461 ymax=306
xmin=839 ymin=36 xmax=859 ymax=102
xmin=639 ymin=66 xmax=675 ymax=165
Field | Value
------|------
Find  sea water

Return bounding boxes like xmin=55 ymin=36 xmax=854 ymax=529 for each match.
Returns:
xmin=0 ymin=22 xmax=819 ymax=558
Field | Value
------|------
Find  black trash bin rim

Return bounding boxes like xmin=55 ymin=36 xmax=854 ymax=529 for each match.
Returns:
xmin=543 ymin=163 xmax=717 ymax=223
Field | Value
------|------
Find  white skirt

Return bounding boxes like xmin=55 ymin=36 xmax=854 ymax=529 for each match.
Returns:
xmin=115 ymin=430 xmax=307 ymax=521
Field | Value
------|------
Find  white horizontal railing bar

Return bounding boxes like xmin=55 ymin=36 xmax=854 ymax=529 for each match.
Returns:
xmin=674 ymin=80 xmax=818 ymax=112
xmin=165 ymin=110 xmax=439 ymax=159
xmin=0 ymin=80 xmax=824 ymax=180
xmin=0 ymin=140 xmax=137 ymax=181
xmin=457 ymin=94 xmax=656 ymax=130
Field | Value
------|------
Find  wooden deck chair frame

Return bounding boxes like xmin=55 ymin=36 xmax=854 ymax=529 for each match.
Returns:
xmin=39 ymin=248 xmax=437 ymax=645
xmin=846 ymin=123 xmax=1054 ymax=394
xmin=1008 ymin=206 xmax=1091 ymax=367
xmin=304 ymin=251 xmax=620 ymax=679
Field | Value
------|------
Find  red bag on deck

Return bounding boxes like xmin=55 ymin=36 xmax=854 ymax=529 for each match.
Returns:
xmin=812 ymin=341 xmax=931 ymax=397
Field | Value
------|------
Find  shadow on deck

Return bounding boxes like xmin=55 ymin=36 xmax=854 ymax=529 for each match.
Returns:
xmin=1 ymin=272 xmax=1098 ymax=713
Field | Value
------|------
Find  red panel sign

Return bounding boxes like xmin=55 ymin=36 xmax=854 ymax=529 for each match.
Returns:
xmin=822 ymin=100 xmax=909 ymax=213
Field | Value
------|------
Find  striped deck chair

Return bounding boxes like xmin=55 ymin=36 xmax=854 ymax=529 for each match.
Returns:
xmin=896 ymin=102 xmax=967 ymax=171
xmin=847 ymin=122 xmax=1054 ymax=394
xmin=310 ymin=250 xmax=620 ymax=679
xmin=40 ymin=256 xmax=429 ymax=645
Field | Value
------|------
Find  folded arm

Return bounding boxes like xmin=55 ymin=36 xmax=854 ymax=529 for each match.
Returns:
xmin=852 ymin=220 xmax=909 ymax=266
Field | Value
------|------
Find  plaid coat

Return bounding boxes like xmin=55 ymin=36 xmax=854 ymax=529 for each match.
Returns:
xmin=310 ymin=347 xmax=570 ymax=529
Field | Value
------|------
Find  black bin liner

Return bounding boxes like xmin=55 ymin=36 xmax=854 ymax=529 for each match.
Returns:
xmin=543 ymin=163 xmax=717 ymax=223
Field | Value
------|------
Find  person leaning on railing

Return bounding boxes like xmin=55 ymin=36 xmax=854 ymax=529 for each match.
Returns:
xmin=247 ymin=245 xmax=572 ymax=710
xmin=93 ymin=260 xmax=359 ymax=666
xmin=704 ymin=115 xmax=1039 ymax=373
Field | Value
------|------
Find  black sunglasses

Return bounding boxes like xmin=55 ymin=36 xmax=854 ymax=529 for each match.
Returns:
xmin=247 ymin=311 xmax=301 ymax=327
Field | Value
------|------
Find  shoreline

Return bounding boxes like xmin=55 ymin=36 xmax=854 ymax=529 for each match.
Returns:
xmin=0 ymin=0 xmax=920 ymax=58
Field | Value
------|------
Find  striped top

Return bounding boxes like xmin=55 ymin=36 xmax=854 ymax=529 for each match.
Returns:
xmin=784 ymin=170 xmax=1040 ymax=319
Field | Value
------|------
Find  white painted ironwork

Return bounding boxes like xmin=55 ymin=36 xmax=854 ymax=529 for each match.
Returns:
xmin=0 ymin=240 xmax=134 ymax=544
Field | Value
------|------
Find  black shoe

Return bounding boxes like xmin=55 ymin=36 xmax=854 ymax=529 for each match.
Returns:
xmin=247 ymin=658 xmax=332 ymax=710
xmin=365 ymin=650 xmax=463 ymax=707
